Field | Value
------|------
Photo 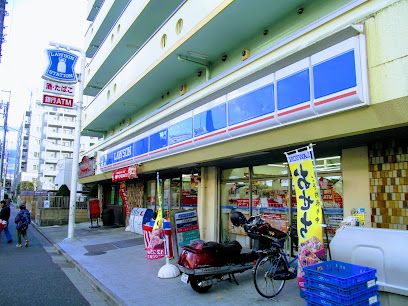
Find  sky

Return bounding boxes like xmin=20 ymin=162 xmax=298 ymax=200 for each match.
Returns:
xmin=0 ymin=0 xmax=89 ymax=132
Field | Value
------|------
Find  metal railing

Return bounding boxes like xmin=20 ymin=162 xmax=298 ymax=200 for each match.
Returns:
xmin=35 ymin=196 xmax=88 ymax=209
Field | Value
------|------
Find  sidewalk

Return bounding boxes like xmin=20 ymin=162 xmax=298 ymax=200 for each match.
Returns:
xmin=33 ymin=221 xmax=306 ymax=306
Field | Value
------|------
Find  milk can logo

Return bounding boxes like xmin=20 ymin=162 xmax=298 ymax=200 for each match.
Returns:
xmin=43 ymin=49 xmax=78 ymax=83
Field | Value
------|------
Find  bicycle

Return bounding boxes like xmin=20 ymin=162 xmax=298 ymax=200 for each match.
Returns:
xmin=250 ymin=223 xmax=299 ymax=298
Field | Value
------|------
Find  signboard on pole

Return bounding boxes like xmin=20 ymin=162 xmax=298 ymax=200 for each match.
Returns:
xmin=174 ymin=209 xmax=200 ymax=254
xmin=79 ymin=156 xmax=96 ymax=178
xmin=43 ymin=80 xmax=75 ymax=96
xmin=43 ymin=49 xmax=78 ymax=83
xmin=42 ymin=94 xmax=74 ymax=108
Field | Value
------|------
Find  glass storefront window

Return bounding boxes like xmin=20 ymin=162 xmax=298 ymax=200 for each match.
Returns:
xmin=171 ymin=177 xmax=181 ymax=210
xmin=146 ymin=180 xmax=156 ymax=210
xmin=220 ymin=179 xmax=250 ymax=247
xmin=146 ymin=173 xmax=199 ymax=216
xmin=221 ymin=167 xmax=250 ymax=180
xmin=163 ymin=178 xmax=171 ymax=215
xmin=181 ymin=174 xmax=198 ymax=207
xmin=220 ymin=159 xmax=343 ymax=249
xmin=253 ymin=164 xmax=288 ymax=177
xmin=251 ymin=178 xmax=289 ymax=232
xmin=162 ymin=177 xmax=182 ymax=218
xmin=318 ymin=174 xmax=343 ymax=239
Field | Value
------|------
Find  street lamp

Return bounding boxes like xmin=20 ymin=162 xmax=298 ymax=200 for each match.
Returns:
xmin=49 ymin=42 xmax=85 ymax=240
xmin=0 ymin=89 xmax=10 ymax=199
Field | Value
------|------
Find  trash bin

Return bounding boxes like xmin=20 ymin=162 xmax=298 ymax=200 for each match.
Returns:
xmin=101 ymin=208 xmax=114 ymax=226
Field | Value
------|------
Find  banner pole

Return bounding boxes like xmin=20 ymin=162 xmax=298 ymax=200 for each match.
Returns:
xmin=157 ymin=171 xmax=179 ymax=278
xmin=309 ymin=144 xmax=332 ymax=260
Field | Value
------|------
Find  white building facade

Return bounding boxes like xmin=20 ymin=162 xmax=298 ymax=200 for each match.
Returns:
xmin=17 ymin=96 xmax=99 ymax=191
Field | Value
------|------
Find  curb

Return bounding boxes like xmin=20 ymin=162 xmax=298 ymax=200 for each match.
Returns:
xmin=31 ymin=222 xmax=127 ymax=306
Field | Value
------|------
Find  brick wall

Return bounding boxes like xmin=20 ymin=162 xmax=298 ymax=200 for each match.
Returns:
xmin=369 ymin=140 xmax=408 ymax=230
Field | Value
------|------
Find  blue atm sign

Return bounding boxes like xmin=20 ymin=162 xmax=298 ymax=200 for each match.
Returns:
xmin=43 ymin=49 xmax=78 ymax=84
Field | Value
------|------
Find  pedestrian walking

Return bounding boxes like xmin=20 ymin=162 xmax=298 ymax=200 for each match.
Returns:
xmin=0 ymin=199 xmax=13 ymax=244
xmin=3 ymin=193 xmax=12 ymax=206
xmin=14 ymin=204 xmax=31 ymax=248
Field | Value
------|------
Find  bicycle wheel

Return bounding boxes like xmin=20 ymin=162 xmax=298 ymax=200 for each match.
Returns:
xmin=253 ymin=254 xmax=287 ymax=298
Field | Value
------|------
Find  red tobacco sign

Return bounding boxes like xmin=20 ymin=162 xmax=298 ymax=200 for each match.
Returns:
xmin=43 ymin=94 xmax=74 ymax=108
xmin=112 ymin=165 xmax=138 ymax=182
xmin=78 ymin=156 xmax=95 ymax=178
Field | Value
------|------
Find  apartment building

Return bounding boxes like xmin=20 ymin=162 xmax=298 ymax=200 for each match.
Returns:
xmin=16 ymin=97 xmax=99 ymax=191
xmin=79 ymin=0 xmax=408 ymax=241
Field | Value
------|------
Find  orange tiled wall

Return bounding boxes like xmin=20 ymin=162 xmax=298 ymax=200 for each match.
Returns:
xmin=369 ymin=141 xmax=408 ymax=230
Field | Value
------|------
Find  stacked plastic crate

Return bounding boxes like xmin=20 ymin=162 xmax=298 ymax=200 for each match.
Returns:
xmin=303 ymin=260 xmax=379 ymax=306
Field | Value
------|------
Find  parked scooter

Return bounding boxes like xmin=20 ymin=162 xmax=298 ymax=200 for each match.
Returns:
xmin=177 ymin=211 xmax=287 ymax=293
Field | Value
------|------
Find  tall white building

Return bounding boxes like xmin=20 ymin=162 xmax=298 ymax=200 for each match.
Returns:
xmin=17 ymin=96 xmax=100 ymax=191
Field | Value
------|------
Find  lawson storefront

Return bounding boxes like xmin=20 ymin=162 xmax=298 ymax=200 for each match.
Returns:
xmin=84 ymin=32 xmax=370 ymax=243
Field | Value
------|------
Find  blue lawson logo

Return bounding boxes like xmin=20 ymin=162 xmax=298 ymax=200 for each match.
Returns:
xmin=43 ymin=49 xmax=78 ymax=84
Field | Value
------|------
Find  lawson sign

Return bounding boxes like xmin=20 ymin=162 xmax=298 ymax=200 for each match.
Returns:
xmin=43 ymin=49 xmax=78 ymax=84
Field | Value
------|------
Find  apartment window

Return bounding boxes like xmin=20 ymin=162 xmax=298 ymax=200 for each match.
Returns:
xmin=62 ymin=152 xmax=72 ymax=158
xmin=34 ymin=152 xmax=39 ymax=157
xmin=48 ymin=151 xmax=57 ymax=158
xmin=33 ymin=165 xmax=37 ymax=170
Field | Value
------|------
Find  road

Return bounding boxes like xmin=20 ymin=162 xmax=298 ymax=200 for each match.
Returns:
xmin=0 ymin=206 xmax=111 ymax=306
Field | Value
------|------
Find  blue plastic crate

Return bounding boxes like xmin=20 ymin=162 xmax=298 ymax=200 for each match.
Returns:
xmin=304 ymin=288 xmax=379 ymax=306
xmin=303 ymin=260 xmax=376 ymax=287
xmin=305 ymin=286 xmax=378 ymax=304
xmin=305 ymin=276 xmax=377 ymax=296
xmin=306 ymin=302 xmax=379 ymax=306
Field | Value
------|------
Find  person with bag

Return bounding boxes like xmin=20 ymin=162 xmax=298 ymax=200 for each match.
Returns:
xmin=0 ymin=199 xmax=13 ymax=244
xmin=14 ymin=204 xmax=31 ymax=248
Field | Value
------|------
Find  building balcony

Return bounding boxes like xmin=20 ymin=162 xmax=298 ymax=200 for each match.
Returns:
xmin=43 ymin=157 xmax=61 ymax=164
xmin=48 ymin=143 xmax=74 ymax=152
xmin=84 ymin=0 xmax=183 ymax=96
xmin=84 ymin=0 xmax=131 ymax=58
xmin=86 ymin=0 xmax=104 ymax=22
xmin=43 ymin=170 xmax=59 ymax=177
xmin=46 ymin=131 xmax=63 ymax=139
xmin=84 ymin=0 xmax=342 ymax=135
xmin=47 ymin=117 xmax=76 ymax=127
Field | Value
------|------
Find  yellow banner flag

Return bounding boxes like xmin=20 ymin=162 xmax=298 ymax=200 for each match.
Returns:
xmin=153 ymin=172 xmax=163 ymax=230
xmin=285 ymin=146 xmax=323 ymax=244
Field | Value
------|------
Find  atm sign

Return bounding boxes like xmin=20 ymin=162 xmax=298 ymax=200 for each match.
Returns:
xmin=43 ymin=94 xmax=74 ymax=108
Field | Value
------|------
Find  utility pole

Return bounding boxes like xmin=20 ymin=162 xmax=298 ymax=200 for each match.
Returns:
xmin=0 ymin=90 xmax=10 ymax=198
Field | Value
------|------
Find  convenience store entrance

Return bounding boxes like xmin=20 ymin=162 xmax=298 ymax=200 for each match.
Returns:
xmin=220 ymin=157 xmax=343 ymax=249
xmin=145 ymin=172 xmax=200 ymax=220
